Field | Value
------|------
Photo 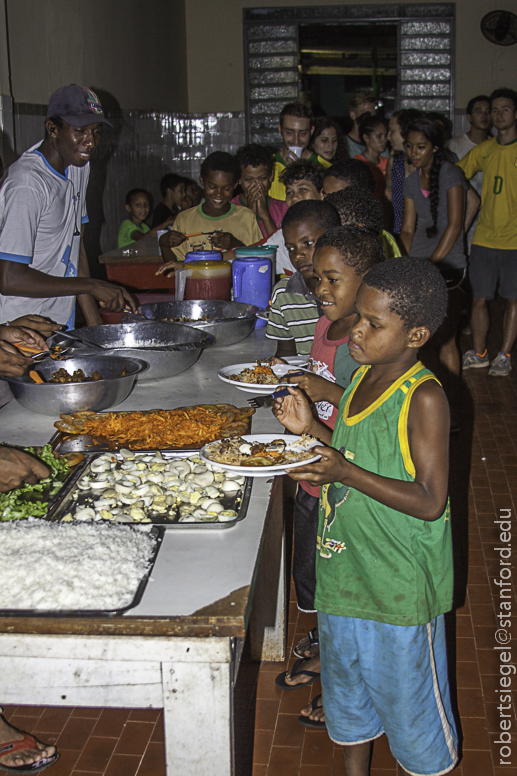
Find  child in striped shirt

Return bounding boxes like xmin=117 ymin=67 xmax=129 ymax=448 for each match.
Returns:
xmin=266 ymin=200 xmax=339 ymax=357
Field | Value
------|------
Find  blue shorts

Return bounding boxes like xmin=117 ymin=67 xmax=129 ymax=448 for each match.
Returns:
xmin=318 ymin=612 xmax=458 ymax=776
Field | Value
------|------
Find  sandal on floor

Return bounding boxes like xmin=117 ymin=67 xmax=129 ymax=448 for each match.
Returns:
xmin=0 ymin=732 xmax=60 ymax=774
xmin=293 ymin=627 xmax=319 ymax=659
xmin=298 ymin=694 xmax=326 ymax=729
xmin=275 ymin=656 xmax=320 ymax=690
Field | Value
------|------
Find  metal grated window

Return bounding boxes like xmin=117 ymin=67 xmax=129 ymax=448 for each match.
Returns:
xmin=243 ymin=4 xmax=455 ymax=143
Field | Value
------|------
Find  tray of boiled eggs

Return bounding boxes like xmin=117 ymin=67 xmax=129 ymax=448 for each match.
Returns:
xmin=47 ymin=449 xmax=252 ymax=529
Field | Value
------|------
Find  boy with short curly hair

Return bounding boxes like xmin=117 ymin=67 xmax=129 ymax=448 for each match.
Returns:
xmin=262 ymin=161 xmax=326 ymax=276
xmin=156 ymin=151 xmax=262 ymax=272
xmin=233 ymin=144 xmax=287 ymax=238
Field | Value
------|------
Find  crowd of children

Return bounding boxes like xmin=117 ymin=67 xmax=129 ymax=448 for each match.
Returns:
xmin=111 ymin=88 xmax=517 ymax=774
xmin=120 ymin=87 xmax=517 ymax=776
xmin=118 ymin=89 xmax=517 ymax=390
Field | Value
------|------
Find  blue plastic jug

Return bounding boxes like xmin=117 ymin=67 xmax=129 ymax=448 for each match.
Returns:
xmin=232 ymin=255 xmax=272 ymax=328
xmin=234 ymin=246 xmax=278 ymax=283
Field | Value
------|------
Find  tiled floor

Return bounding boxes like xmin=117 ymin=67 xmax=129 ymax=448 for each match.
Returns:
xmin=0 ymin=706 xmax=165 ymax=775
xmin=1 ymin=302 xmax=516 ymax=775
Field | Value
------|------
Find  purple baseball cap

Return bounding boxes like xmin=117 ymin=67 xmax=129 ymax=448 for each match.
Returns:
xmin=46 ymin=84 xmax=113 ymax=127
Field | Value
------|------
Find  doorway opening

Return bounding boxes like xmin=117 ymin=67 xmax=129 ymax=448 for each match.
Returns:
xmin=244 ymin=4 xmax=455 ymax=146
xmin=299 ymin=23 xmax=397 ymax=129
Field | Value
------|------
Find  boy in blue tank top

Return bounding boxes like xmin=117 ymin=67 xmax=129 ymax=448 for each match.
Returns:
xmin=272 ymin=257 xmax=458 ymax=776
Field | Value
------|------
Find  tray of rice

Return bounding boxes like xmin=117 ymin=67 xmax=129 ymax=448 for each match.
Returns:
xmin=0 ymin=520 xmax=163 ymax=616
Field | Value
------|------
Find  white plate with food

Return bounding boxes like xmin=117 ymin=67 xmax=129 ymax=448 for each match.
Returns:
xmin=217 ymin=362 xmax=309 ymax=394
xmin=283 ymin=356 xmax=310 ymax=368
xmin=201 ymin=434 xmax=321 ymax=477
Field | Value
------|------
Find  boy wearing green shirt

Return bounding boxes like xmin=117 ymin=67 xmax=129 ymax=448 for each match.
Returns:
xmin=117 ymin=188 xmax=173 ymax=249
xmin=272 ymin=257 xmax=458 ymax=776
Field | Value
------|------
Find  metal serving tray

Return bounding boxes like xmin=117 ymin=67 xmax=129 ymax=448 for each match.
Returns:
xmin=50 ymin=408 xmax=254 ymax=455
xmin=0 ymin=525 xmax=164 ymax=618
xmin=0 ymin=455 xmax=88 ymax=523
xmin=47 ymin=452 xmax=252 ymax=529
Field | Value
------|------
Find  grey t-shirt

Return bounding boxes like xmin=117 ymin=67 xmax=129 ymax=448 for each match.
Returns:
xmin=403 ymin=161 xmax=467 ymax=269
xmin=0 ymin=143 xmax=89 ymax=328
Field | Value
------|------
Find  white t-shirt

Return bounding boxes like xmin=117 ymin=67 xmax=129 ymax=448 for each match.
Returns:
xmin=447 ymin=134 xmax=483 ymax=196
xmin=0 ymin=143 xmax=89 ymax=328
xmin=264 ymin=228 xmax=292 ymax=275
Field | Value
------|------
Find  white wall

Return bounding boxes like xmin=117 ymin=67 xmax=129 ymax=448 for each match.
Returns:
xmin=2 ymin=0 xmax=188 ymax=111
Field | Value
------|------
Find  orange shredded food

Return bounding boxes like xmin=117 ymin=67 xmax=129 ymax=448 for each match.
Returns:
xmin=80 ymin=407 xmax=238 ymax=449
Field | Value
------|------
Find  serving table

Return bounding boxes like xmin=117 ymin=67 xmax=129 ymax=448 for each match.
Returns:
xmin=0 ymin=329 xmax=287 ymax=775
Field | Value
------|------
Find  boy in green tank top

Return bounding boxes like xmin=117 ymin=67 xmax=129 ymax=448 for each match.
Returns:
xmin=272 ymin=257 xmax=458 ymax=776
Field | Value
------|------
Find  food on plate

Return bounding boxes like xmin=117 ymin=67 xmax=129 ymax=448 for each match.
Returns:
xmin=53 ymin=404 xmax=255 ymax=449
xmin=0 ymin=520 xmax=157 ymax=611
xmin=228 ymin=362 xmax=281 ymax=385
xmin=49 ymin=368 xmax=103 ymax=383
xmin=0 ymin=444 xmax=84 ymax=521
xmin=205 ymin=435 xmax=318 ymax=467
xmin=58 ymin=450 xmax=245 ymax=524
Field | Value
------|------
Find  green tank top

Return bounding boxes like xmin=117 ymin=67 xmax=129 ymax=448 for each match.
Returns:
xmin=315 ymin=361 xmax=453 ymax=626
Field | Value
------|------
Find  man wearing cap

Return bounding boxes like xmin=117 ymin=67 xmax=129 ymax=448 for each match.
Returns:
xmin=0 ymin=84 xmax=135 ymax=329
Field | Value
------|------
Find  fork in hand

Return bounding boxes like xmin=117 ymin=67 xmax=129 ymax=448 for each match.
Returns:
xmin=247 ymin=387 xmax=291 ymax=409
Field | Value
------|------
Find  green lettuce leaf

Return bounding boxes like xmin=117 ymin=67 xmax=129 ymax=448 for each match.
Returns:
xmin=0 ymin=444 xmax=70 ymax=521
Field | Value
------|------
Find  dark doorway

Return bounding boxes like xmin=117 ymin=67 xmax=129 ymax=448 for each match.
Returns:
xmin=299 ymin=23 xmax=398 ymax=125
xmin=244 ymin=4 xmax=455 ymax=146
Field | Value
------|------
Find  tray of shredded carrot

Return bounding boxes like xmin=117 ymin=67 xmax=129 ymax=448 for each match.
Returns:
xmin=51 ymin=404 xmax=255 ymax=453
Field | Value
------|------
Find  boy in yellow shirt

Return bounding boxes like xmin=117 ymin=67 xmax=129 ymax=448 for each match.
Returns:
xmin=157 ymin=152 xmax=262 ymax=273
xmin=458 ymin=87 xmax=517 ymax=377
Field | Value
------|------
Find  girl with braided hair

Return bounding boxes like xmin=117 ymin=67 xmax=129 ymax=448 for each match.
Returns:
xmin=400 ymin=117 xmax=468 ymax=425
xmin=385 ymin=109 xmax=424 ymax=234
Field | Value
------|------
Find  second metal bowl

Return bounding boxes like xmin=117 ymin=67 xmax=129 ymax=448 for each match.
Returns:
xmin=125 ymin=300 xmax=260 ymax=348
xmin=49 ymin=322 xmax=214 ymax=381
xmin=2 ymin=356 xmax=148 ymax=416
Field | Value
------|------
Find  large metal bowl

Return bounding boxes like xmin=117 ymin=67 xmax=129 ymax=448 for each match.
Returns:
xmin=124 ymin=300 xmax=260 ymax=348
xmin=1 ymin=356 xmax=148 ymax=416
xmin=49 ymin=322 xmax=214 ymax=381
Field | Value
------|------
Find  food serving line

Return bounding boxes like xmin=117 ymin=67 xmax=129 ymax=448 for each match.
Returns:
xmin=0 ymin=328 xmax=289 ymax=776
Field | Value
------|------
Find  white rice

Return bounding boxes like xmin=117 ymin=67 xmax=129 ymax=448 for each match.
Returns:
xmin=0 ymin=520 xmax=157 ymax=611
